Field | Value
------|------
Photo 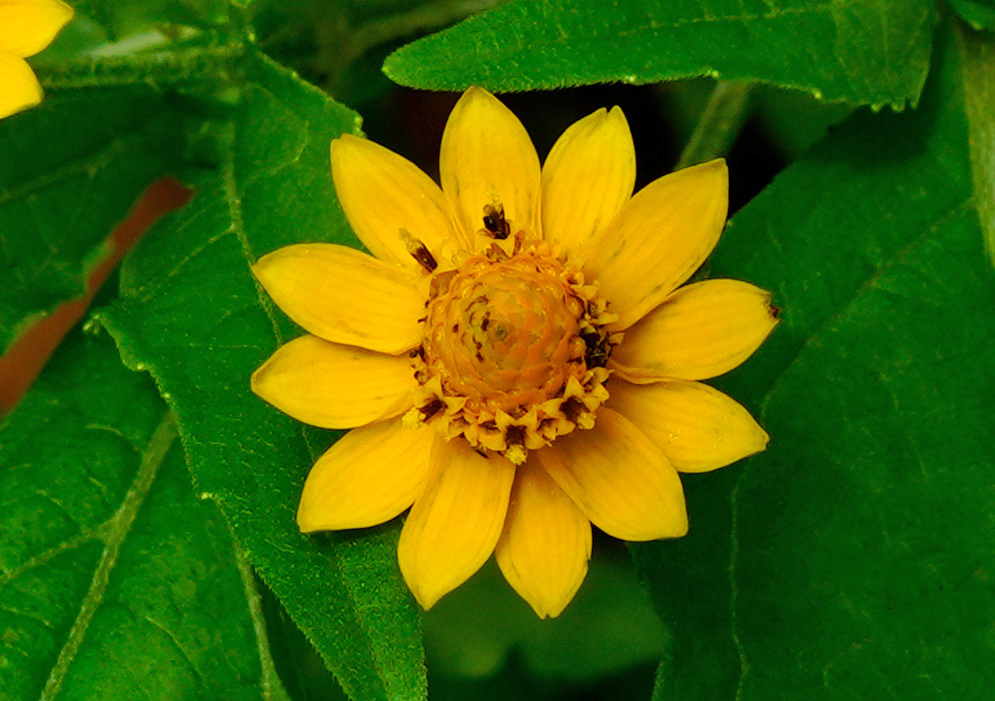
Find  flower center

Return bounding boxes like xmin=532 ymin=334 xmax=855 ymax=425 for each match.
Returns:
xmin=404 ymin=236 xmax=619 ymax=465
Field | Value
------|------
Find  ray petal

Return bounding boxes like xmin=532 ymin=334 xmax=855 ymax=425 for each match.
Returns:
xmin=538 ymin=408 xmax=688 ymax=541
xmin=251 ymin=334 xmax=416 ymax=429
xmin=583 ymin=159 xmax=728 ymax=330
xmin=609 ymin=379 xmax=769 ymax=473
xmin=440 ymin=87 xmax=541 ymax=248
xmin=398 ymin=437 xmax=516 ymax=609
xmin=252 ymin=243 xmax=425 ymax=354
xmin=297 ymin=420 xmax=435 ymax=531
xmin=495 ymin=459 xmax=591 ymax=618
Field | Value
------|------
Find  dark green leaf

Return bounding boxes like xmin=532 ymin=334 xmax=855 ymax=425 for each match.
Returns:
xmin=98 ymin=51 xmax=426 ymax=701
xmin=753 ymin=86 xmax=854 ymax=161
xmin=0 ymin=326 xmax=288 ymax=700
xmin=633 ymin=27 xmax=995 ymax=698
xmin=0 ymin=88 xmax=182 ymax=354
xmin=425 ymin=553 xmax=664 ymax=682
xmin=384 ymin=0 xmax=935 ymax=108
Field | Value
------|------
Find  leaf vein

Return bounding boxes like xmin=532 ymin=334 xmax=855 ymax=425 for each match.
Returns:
xmin=39 ymin=412 xmax=177 ymax=701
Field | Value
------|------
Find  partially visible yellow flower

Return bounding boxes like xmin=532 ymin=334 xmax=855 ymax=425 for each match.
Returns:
xmin=0 ymin=0 xmax=73 ymax=120
xmin=252 ymin=87 xmax=778 ymax=618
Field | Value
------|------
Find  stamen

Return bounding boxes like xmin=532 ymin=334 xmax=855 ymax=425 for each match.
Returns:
xmin=561 ymin=397 xmax=587 ymax=424
xmin=580 ymin=327 xmax=612 ymax=368
xmin=482 ymin=202 xmax=511 ymax=239
xmin=419 ymin=397 xmax=445 ymax=421
xmin=400 ymin=228 xmax=438 ymax=272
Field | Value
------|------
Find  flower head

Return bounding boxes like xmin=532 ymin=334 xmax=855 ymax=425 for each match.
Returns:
xmin=252 ymin=87 xmax=778 ymax=618
xmin=0 ymin=0 xmax=73 ymax=119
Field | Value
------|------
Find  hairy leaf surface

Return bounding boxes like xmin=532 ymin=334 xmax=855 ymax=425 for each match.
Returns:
xmin=385 ymin=0 xmax=934 ymax=108
xmin=633 ymin=31 xmax=995 ymax=699
xmin=0 ymin=326 xmax=287 ymax=700
xmin=98 ymin=52 xmax=427 ymax=701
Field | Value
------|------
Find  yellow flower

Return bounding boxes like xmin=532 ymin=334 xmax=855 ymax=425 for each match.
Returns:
xmin=0 ymin=0 xmax=73 ymax=120
xmin=252 ymin=87 xmax=778 ymax=618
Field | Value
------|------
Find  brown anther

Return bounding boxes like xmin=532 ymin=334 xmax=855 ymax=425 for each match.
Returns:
xmin=580 ymin=327 xmax=612 ymax=368
xmin=400 ymin=228 xmax=438 ymax=272
xmin=561 ymin=397 xmax=587 ymax=424
xmin=506 ymin=425 xmax=526 ymax=448
xmin=419 ymin=398 xmax=444 ymax=421
xmin=482 ymin=203 xmax=511 ymax=239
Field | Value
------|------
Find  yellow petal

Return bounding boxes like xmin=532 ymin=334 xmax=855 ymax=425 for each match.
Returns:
xmin=252 ymin=243 xmax=424 ymax=354
xmin=297 ymin=419 xmax=435 ymax=531
xmin=612 ymin=279 xmax=779 ymax=382
xmin=0 ymin=52 xmax=42 ymax=119
xmin=398 ymin=438 xmax=516 ymax=609
xmin=583 ymin=159 xmax=729 ymax=330
xmin=495 ymin=459 xmax=591 ymax=618
xmin=0 ymin=0 xmax=73 ymax=58
xmin=541 ymin=106 xmax=635 ymax=251
xmin=609 ymin=380 xmax=769 ymax=473
xmin=251 ymin=334 xmax=416 ymax=429
xmin=331 ymin=134 xmax=463 ymax=268
xmin=538 ymin=408 xmax=687 ymax=541
xmin=440 ymin=86 xmax=541 ymax=248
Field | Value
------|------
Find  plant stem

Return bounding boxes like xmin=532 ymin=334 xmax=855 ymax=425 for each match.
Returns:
xmin=36 ymin=43 xmax=245 ymax=90
xmin=675 ymin=80 xmax=754 ymax=170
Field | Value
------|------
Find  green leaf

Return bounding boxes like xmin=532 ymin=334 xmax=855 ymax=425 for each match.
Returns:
xmin=955 ymin=22 xmax=995 ymax=268
xmin=71 ymin=0 xmax=233 ymax=38
xmin=98 ymin=51 xmax=426 ymax=701
xmin=425 ymin=554 xmax=664 ymax=682
xmin=0 ymin=325 xmax=289 ymax=700
xmin=753 ymin=85 xmax=854 ymax=161
xmin=949 ymin=0 xmax=995 ymax=30
xmin=0 ymin=88 xmax=182 ymax=355
xmin=633 ymin=26 xmax=995 ymax=698
xmin=384 ymin=0 xmax=935 ymax=108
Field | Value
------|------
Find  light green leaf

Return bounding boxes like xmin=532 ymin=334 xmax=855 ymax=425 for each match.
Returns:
xmin=0 ymin=88 xmax=182 ymax=355
xmin=98 ymin=51 xmax=426 ymax=701
xmin=633 ymin=27 xmax=995 ymax=698
xmin=955 ymin=22 xmax=995 ymax=268
xmin=0 ymin=326 xmax=288 ymax=700
xmin=384 ymin=0 xmax=935 ymax=108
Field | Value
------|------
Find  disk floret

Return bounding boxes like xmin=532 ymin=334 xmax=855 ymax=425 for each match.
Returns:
xmin=404 ymin=235 xmax=620 ymax=464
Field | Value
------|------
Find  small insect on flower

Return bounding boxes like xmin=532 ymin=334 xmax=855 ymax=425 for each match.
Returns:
xmin=250 ymin=87 xmax=778 ymax=618
xmin=0 ymin=0 xmax=74 ymax=120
